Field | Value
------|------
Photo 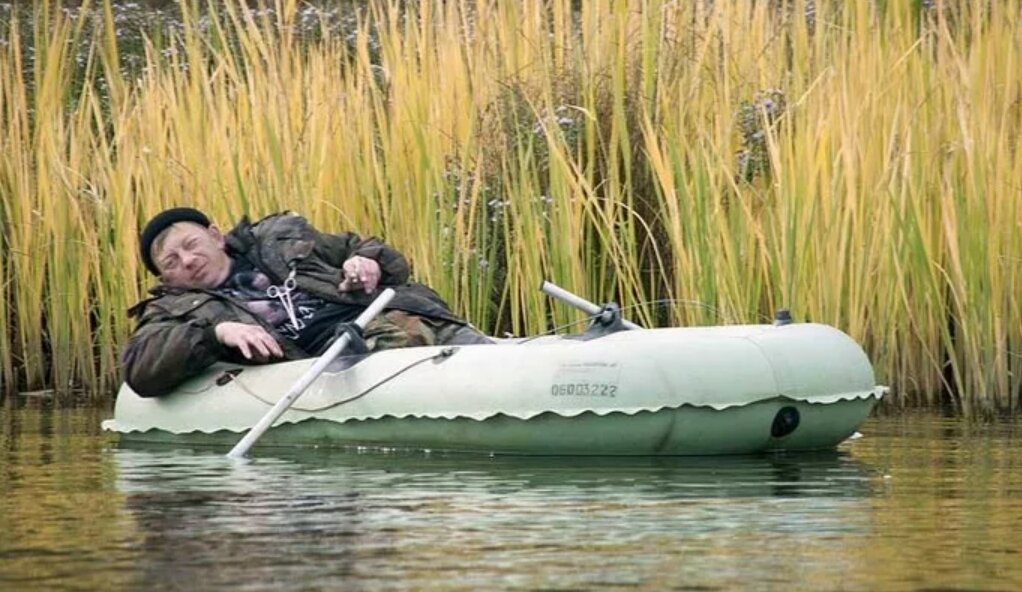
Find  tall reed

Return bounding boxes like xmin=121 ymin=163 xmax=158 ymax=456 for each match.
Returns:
xmin=0 ymin=0 xmax=1018 ymax=415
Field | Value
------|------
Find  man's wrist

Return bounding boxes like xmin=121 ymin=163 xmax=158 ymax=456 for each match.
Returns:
xmin=202 ymin=321 xmax=229 ymax=354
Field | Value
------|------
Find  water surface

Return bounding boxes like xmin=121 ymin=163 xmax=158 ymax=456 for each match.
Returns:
xmin=1 ymin=407 xmax=1020 ymax=590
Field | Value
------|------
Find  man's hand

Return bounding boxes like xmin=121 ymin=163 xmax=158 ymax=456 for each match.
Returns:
xmin=338 ymin=255 xmax=381 ymax=294
xmin=214 ymin=322 xmax=284 ymax=361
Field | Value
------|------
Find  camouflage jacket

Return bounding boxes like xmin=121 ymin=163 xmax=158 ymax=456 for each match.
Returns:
xmin=121 ymin=212 xmax=463 ymax=397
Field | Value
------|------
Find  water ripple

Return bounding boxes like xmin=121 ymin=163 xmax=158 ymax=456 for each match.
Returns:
xmin=3 ymin=410 xmax=1021 ymax=591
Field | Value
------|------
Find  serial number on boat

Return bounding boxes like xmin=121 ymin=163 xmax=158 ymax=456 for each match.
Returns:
xmin=550 ymin=383 xmax=618 ymax=397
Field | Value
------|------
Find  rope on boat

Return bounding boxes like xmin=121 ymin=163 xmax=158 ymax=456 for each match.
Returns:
xmin=222 ymin=299 xmax=763 ymax=407
xmin=515 ymin=298 xmax=758 ymax=344
xmin=231 ymin=348 xmax=454 ymax=412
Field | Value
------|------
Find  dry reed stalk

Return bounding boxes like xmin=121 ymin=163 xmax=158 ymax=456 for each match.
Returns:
xmin=0 ymin=1 xmax=1017 ymax=413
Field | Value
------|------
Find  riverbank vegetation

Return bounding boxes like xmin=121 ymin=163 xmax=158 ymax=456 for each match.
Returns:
xmin=0 ymin=1 xmax=1018 ymax=415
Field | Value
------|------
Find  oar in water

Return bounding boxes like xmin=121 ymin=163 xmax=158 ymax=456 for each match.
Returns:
xmin=227 ymin=287 xmax=396 ymax=459
xmin=539 ymin=281 xmax=642 ymax=330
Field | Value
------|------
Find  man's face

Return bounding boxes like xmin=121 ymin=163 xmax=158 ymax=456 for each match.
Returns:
xmin=152 ymin=222 xmax=232 ymax=289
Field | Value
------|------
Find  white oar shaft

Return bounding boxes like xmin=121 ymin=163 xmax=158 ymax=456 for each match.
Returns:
xmin=540 ymin=281 xmax=642 ymax=330
xmin=227 ymin=288 xmax=396 ymax=458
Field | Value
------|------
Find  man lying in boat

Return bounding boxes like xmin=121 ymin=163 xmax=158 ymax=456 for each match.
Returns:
xmin=122 ymin=207 xmax=490 ymax=397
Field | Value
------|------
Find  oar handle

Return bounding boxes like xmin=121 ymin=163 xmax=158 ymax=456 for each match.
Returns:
xmin=227 ymin=287 xmax=396 ymax=459
xmin=540 ymin=281 xmax=642 ymax=330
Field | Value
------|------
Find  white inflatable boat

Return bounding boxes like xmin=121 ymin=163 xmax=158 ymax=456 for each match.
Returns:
xmin=103 ymin=317 xmax=885 ymax=455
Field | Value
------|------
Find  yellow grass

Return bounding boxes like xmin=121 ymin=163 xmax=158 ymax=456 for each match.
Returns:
xmin=0 ymin=0 xmax=1018 ymax=414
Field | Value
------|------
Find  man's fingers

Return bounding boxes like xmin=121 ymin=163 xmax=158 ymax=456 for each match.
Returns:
xmin=249 ymin=329 xmax=283 ymax=359
xmin=340 ymin=256 xmax=380 ymax=294
xmin=250 ymin=335 xmax=271 ymax=359
xmin=344 ymin=259 xmax=361 ymax=279
xmin=339 ymin=276 xmax=369 ymax=293
xmin=267 ymin=336 xmax=283 ymax=357
xmin=215 ymin=322 xmax=283 ymax=360
xmin=256 ymin=329 xmax=282 ymax=358
xmin=362 ymin=267 xmax=379 ymax=292
xmin=340 ymin=259 xmax=360 ymax=292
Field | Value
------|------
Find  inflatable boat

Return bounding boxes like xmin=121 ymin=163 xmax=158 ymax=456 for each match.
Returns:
xmin=103 ymin=303 xmax=886 ymax=455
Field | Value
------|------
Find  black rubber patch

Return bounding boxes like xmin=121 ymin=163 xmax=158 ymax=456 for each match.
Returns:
xmin=216 ymin=368 xmax=243 ymax=386
xmin=770 ymin=406 xmax=801 ymax=438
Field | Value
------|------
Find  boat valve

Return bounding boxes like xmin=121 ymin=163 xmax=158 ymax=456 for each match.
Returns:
xmin=431 ymin=347 xmax=458 ymax=364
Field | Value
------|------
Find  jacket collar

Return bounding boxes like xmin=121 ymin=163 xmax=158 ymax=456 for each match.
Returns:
xmin=224 ymin=215 xmax=255 ymax=256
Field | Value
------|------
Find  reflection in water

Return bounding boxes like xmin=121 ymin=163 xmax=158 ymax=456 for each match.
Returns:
xmin=4 ymin=409 xmax=1022 ymax=591
xmin=112 ymin=446 xmax=876 ymax=590
xmin=0 ymin=408 xmax=141 ymax=592
xmin=120 ymin=451 xmax=367 ymax=588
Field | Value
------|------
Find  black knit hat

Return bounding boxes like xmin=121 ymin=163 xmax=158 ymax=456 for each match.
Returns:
xmin=139 ymin=207 xmax=211 ymax=275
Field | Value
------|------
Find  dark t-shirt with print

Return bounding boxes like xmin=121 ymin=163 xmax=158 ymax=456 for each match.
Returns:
xmin=215 ymin=257 xmax=360 ymax=355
